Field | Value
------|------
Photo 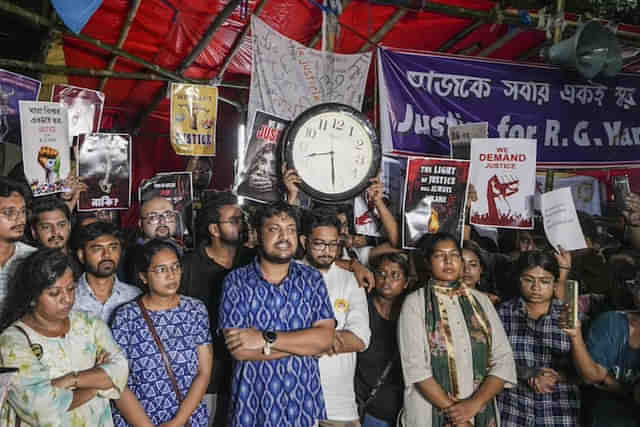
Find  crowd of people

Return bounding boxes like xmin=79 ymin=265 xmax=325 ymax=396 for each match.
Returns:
xmin=0 ymin=168 xmax=639 ymax=427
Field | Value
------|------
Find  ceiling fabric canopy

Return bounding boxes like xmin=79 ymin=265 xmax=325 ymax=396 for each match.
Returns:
xmin=55 ymin=0 xmax=639 ymax=134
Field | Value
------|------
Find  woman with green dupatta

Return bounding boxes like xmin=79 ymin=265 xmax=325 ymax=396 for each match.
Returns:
xmin=398 ymin=233 xmax=516 ymax=427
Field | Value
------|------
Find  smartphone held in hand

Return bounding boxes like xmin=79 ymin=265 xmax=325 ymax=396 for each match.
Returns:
xmin=613 ymin=175 xmax=631 ymax=213
xmin=565 ymin=279 xmax=579 ymax=329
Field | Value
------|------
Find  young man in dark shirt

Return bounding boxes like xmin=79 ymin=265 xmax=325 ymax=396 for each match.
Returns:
xmin=180 ymin=191 xmax=254 ymax=426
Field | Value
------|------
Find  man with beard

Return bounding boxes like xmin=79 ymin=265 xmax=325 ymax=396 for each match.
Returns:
xmin=120 ymin=195 xmax=180 ymax=284
xmin=300 ymin=208 xmax=370 ymax=426
xmin=219 ymin=201 xmax=336 ymax=427
xmin=181 ymin=191 xmax=254 ymax=426
xmin=72 ymin=221 xmax=141 ymax=323
xmin=30 ymin=196 xmax=72 ymax=251
xmin=139 ymin=196 xmax=178 ymax=241
xmin=0 ymin=177 xmax=35 ymax=305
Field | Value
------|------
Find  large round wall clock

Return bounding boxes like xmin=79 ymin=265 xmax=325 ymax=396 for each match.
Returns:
xmin=283 ymin=103 xmax=381 ymax=203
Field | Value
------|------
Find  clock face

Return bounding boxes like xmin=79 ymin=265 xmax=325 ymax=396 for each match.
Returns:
xmin=285 ymin=103 xmax=380 ymax=202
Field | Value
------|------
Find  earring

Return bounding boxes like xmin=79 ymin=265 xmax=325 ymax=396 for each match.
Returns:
xmin=29 ymin=300 xmax=36 ymax=307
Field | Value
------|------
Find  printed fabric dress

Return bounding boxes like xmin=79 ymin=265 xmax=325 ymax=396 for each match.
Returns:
xmin=110 ymin=296 xmax=212 ymax=427
xmin=0 ymin=310 xmax=129 ymax=427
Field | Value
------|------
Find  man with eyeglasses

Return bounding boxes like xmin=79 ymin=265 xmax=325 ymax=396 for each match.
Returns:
xmin=139 ymin=196 xmax=179 ymax=241
xmin=0 ymin=177 xmax=35 ymax=305
xmin=181 ymin=191 xmax=254 ymax=427
xmin=300 ymin=208 xmax=370 ymax=427
xmin=72 ymin=221 xmax=141 ymax=323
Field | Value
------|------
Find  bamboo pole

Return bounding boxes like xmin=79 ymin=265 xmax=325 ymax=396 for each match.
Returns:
xmin=178 ymin=0 xmax=244 ymax=74
xmin=0 ymin=58 xmax=175 ymax=80
xmin=357 ymin=8 xmax=408 ymax=53
xmin=438 ymin=19 xmax=484 ymax=52
xmin=131 ymin=0 xmax=247 ymax=133
xmin=420 ymin=2 xmax=640 ymax=44
xmin=216 ymin=0 xmax=269 ymax=82
xmin=477 ymin=28 xmax=523 ymax=57
xmin=0 ymin=1 xmax=204 ymax=83
xmin=0 ymin=58 xmax=249 ymax=88
xmin=554 ymin=0 xmax=565 ymax=43
xmin=99 ymin=0 xmax=142 ymax=91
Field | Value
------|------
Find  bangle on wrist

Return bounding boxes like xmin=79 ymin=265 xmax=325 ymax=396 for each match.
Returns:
xmin=559 ymin=266 xmax=570 ymax=270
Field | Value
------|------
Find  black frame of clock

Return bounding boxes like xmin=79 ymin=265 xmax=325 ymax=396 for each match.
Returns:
xmin=282 ymin=103 xmax=381 ymax=203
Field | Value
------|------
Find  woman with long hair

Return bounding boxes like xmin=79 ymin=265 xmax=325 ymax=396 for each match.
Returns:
xmin=355 ymin=253 xmax=410 ymax=427
xmin=0 ymin=248 xmax=128 ymax=426
xmin=111 ymin=239 xmax=212 ymax=427
xmin=397 ymin=232 xmax=516 ymax=427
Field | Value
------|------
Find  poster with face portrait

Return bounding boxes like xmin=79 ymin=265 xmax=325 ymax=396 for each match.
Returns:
xmin=51 ymin=84 xmax=104 ymax=146
xmin=469 ymin=138 xmax=536 ymax=229
xmin=138 ymin=172 xmax=194 ymax=248
xmin=77 ymin=133 xmax=131 ymax=211
xmin=0 ymin=69 xmax=41 ymax=145
xmin=402 ymin=157 xmax=469 ymax=249
xmin=170 ymin=83 xmax=218 ymax=156
xmin=236 ymin=110 xmax=290 ymax=203
xmin=19 ymin=101 xmax=70 ymax=197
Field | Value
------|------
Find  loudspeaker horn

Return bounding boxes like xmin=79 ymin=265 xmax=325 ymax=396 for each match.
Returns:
xmin=545 ymin=20 xmax=623 ymax=79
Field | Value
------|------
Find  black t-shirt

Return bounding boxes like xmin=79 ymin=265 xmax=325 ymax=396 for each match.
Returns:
xmin=180 ymin=245 xmax=255 ymax=393
xmin=354 ymin=296 xmax=404 ymax=422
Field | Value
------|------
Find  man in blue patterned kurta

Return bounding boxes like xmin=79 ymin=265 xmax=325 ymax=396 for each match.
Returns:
xmin=219 ymin=202 xmax=336 ymax=427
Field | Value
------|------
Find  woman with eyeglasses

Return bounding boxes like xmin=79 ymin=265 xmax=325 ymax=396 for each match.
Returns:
xmin=496 ymin=251 xmax=583 ymax=427
xmin=397 ymin=232 xmax=516 ymax=427
xmin=0 ymin=248 xmax=128 ymax=426
xmin=110 ymin=239 xmax=213 ymax=427
xmin=355 ymin=253 xmax=409 ymax=427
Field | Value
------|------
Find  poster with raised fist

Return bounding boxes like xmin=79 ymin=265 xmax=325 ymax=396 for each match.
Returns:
xmin=469 ymin=138 xmax=536 ymax=229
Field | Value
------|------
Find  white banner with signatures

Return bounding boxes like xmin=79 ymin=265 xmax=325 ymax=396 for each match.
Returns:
xmin=248 ymin=16 xmax=372 ymax=133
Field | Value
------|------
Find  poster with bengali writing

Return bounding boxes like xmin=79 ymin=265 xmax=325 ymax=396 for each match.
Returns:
xmin=77 ymin=133 xmax=131 ymax=211
xmin=19 ymin=101 xmax=70 ymax=196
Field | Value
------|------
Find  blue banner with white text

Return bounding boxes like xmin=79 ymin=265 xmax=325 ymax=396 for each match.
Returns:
xmin=377 ymin=47 xmax=640 ymax=165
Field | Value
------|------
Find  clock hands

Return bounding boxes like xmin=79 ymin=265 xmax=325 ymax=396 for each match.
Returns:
xmin=306 ymin=151 xmax=333 ymax=158
xmin=330 ymin=141 xmax=335 ymax=190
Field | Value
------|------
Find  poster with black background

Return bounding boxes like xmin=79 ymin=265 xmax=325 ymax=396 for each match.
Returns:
xmin=402 ymin=157 xmax=469 ymax=249
xmin=77 ymin=133 xmax=131 ymax=211
xmin=236 ymin=110 xmax=290 ymax=203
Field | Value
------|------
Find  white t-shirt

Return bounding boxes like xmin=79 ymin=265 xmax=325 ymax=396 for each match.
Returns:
xmin=315 ymin=262 xmax=370 ymax=421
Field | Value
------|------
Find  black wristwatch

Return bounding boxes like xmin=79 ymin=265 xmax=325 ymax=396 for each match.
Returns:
xmin=262 ymin=330 xmax=277 ymax=355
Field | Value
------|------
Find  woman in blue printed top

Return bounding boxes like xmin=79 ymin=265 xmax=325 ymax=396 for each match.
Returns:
xmin=111 ymin=239 xmax=213 ymax=427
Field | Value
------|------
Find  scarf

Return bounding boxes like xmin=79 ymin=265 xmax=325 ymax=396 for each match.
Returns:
xmin=424 ymin=280 xmax=496 ymax=427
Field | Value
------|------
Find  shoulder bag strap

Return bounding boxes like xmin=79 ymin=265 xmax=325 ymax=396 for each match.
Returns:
xmin=360 ymin=353 xmax=398 ymax=409
xmin=136 ymin=298 xmax=192 ymax=427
